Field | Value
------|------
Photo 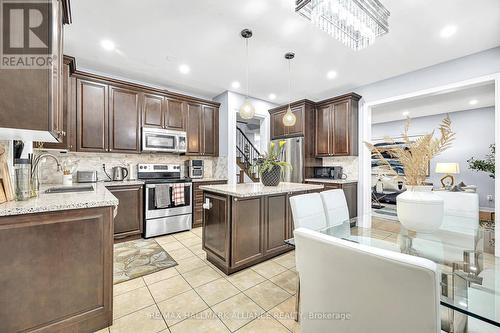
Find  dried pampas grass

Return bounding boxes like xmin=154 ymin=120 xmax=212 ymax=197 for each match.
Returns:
xmin=366 ymin=115 xmax=455 ymax=186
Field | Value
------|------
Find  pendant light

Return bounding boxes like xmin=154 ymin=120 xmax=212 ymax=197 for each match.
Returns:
xmin=283 ymin=52 xmax=297 ymax=127
xmin=239 ymin=29 xmax=255 ymax=120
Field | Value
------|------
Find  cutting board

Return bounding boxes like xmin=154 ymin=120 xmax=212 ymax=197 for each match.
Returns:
xmin=0 ymin=147 xmax=15 ymax=201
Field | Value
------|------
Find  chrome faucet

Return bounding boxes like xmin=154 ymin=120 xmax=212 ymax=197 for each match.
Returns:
xmin=31 ymin=153 xmax=62 ymax=197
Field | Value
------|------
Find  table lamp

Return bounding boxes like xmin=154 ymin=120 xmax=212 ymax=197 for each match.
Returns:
xmin=435 ymin=163 xmax=460 ymax=188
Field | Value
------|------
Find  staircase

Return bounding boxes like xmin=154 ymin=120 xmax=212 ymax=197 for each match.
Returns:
xmin=236 ymin=127 xmax=260 ymax=183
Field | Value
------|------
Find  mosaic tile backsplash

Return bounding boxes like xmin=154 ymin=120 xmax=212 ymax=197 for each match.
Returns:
xmin=322 ymin=156 xmax=358 ymax=180
xmin=33 ymin=150 xmax=228 ymax=184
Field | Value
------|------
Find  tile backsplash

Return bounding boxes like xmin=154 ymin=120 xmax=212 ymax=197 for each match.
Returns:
xmin=33 ymin=150 xmax=227 ymax=184
xmin=322 ymin=156 xmax=358 ymax=180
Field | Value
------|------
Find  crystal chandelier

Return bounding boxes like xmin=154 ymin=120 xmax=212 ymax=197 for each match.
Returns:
xmin=295 ymin=0 xmax=390 ymax=50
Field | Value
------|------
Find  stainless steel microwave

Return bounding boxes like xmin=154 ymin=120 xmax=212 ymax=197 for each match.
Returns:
xmin=142 ymin=128 xmax=187 ymax=153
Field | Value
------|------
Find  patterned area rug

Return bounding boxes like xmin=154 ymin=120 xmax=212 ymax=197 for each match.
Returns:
xmin=114 ymin=238 xmax=177 ymax=284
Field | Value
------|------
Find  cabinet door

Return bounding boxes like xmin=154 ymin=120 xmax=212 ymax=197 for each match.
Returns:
xmin=203 ymin=192 xmax=230 ymax=265
xmin=202 ymin=105 xmax=217 ymax=156
xmin=76 ymin=79 xmax=108 ymax=152
xmin=109 ymin=86 xmax=141 ymax=153
xmin=43 ymin=59 xmax=77 ymax=150
xmin=264 ymin=194 xmax=289 ymax=254
xmin=284 ymin=106 xmax=304 ymax=137
xmin=186 ymin=102 xmax=202 ymax=155
xmin=143 ymin=93 xmax=163 ymax=128
xmin=231 ymin=197 xmax=264 ymax=268
xmin=342 ymin=183 xmax=358 ymax=218
xmin=315 ymin=104 xmax=332 ymax=156
xmin=165 ymin=98 xmax=185 ymax=130
xmin=271 ymin=111 xmax=286 ymax=139
xmin=107 ymin=185 xmax=143 ymax=240
xmin=333 ymin=101 xmax=350 ymax=155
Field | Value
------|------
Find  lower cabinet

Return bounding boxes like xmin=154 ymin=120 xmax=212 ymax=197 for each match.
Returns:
xmin=192 ymin=180 xmax=227 ymax=228
xmin=106 ymin=184 xmax=143 ymax=242
xmin=305 ymin=181 xmax=358 ymax=219
xmin=0 ymin=207 xmax=114 ymax=332
xmin=202 ymin=191 xmax=295 ymax=274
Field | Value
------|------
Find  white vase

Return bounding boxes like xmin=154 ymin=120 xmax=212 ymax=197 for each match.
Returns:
xmin=396 ymin=185 xmax=444 ymax=233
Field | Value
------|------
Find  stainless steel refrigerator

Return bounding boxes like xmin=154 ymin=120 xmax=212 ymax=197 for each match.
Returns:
xmin=271 ymin=137 xmax=304 ymax=183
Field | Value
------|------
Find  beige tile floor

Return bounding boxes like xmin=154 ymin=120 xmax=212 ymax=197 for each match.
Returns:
xmin=97 ymin=227 xmax=299 ymax=333
xmin=98 ymin=218 xmax=499 ymax=333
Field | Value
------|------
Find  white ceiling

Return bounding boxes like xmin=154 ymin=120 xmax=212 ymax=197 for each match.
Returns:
xmin=371 ymin=82 xmax=495 ymax=124
xmin=64 ymin=0 xmax=500 ymax=104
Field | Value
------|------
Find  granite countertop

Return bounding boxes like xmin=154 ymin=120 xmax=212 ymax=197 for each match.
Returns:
xmin=305 ymin=178 xmax=358 ymax=184
xmin=199 ymin=182 xmax=324 ymax=198
xmin=192 ymin=178 xmax=228 ymax=183
xmin=101 ymin=180 xmax=145 ymax=186
xmin=0 ymin=183 xmax=119 ymax=217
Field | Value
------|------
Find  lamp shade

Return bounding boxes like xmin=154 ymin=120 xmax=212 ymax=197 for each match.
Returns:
xmin=435 ymin=163 xmax=460 ymax=174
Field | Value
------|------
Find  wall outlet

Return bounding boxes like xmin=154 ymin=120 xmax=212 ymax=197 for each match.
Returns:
xmin=487 ymin=194 xmax=494 ymax=201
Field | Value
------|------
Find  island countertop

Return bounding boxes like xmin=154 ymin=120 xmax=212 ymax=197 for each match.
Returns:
xmin=199 ymin=182 xmax=324 ymax=198
xmin=0 ymin=183 xmax=119 ymax=217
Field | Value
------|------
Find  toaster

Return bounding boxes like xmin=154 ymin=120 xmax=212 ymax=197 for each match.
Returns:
xmin=77 ymin=171 xmax=98 ymax=183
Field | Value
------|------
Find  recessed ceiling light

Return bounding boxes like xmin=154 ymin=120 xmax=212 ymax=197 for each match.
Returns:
xmin=231 ymin=81 xmax=241 ymax=89
xmin=440 ymin=25 xmax=457 ymax=38
xmin=402 ymin=111 xmax=410 ymax=116
xmin=269 ymin=93 xmax=277 ymax=100
xmin=100 ymin=39 xmax=115 ymax=51
xmin=179 ymin=64 xmax=190 ymax=74
xmin=469 ymin=99 xmax=478 ymax=105
xmin=326 ymin=70 xmax=337 ymax=80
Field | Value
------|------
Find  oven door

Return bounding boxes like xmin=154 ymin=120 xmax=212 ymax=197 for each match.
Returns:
xmin=142 ymin=128 xmax=178 ymax=152
xmin=145 ymin=183 xmax=192 ymax=219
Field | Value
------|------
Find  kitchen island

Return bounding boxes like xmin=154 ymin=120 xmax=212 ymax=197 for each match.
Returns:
xmin=0 ymin=183 xmax=118 ymax=333
xmin=199 ymin=182 xmax=323 ymax=274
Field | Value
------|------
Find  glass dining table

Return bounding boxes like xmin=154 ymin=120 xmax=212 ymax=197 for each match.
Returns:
xmin=286 ymin=216 xmax=500 ymax=332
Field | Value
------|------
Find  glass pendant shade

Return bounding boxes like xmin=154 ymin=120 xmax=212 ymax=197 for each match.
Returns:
xmin=239 ymin=99 xmax=255 ymax=120
xmin=282 ymin=106 xmax=296 ymax=126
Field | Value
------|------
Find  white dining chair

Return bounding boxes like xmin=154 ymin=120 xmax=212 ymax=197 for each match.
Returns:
xmin=289 ymin=192 xmax=327 ymax=231
xmin=294 ymin=227 xmax=442 ymax=333
xmin=320 ymin=189 xmax=350 ymax=226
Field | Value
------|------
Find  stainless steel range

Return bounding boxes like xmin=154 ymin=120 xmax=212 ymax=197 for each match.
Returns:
xmin=138 ymin=163 xmax=192 ymax=238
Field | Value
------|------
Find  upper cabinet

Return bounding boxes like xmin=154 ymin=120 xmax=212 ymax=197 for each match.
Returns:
xmin=0 ymin=0 xmax=71 ymax=142
xmin=315 ymin=93 xmax=360 ymax=157
xmin=186 ymin=103 xmax=219 ymax=156
xmin=269 ymin=101 xmax=311 ymax=140
xmin=108 ymin=86 xmax=141 ymax=153
xmin=142 ymin=94 xmax=186 ymax=131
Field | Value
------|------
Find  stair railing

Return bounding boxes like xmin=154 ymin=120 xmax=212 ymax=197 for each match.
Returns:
xmin=236 ymin=126 xmax=260 ymax=179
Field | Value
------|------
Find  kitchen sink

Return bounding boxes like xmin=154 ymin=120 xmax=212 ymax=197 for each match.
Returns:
xmin=45 ymin=185 xmax=95 ymax=193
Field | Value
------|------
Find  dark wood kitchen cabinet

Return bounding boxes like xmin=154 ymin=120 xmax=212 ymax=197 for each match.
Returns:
xmin=305 ymin=180 xmax=358 ymax=219
xmin=315 ymin=93 xmax=361 ymax=157
xmin=192 ymin=180 xmax=227 ymax=228
xmin=106 ymin=184 xmax=143 ymax=242
xmin=186 ymin=102 xmax=219 ymax=156
xmin=269 ymin=100 xmax=315 ymax=140
xmin=202 ymin=190 xmax=298 ymax=275
xmin=0 ymin=0 xmax=71 ymax=141
xmin=0 ymin=206 xmax=113 ymax=333
xmin=76 ymin=78 xmax=109 ymax=152
xmin=109 ymin=86 xmax=141 ymax=153
xmin=142 ymin=94 xmax=185 ymax=130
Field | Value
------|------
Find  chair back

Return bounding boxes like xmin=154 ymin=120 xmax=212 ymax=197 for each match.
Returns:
xmin=320 ymin=189 xmax=349 ymax=226
xmin=289 ymin=193 xmax=327 ymax=230
xmin=294 ymin=228 xmax=441 ymax=333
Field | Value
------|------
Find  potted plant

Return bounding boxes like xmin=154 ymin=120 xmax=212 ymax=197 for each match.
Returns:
xmin=366 ymin=115 xmax=455 ymax=233
xmin=468 ymin=144 xmax=495 ymax=179
xmin=254 ymin=140 xmax=291 ymax=186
